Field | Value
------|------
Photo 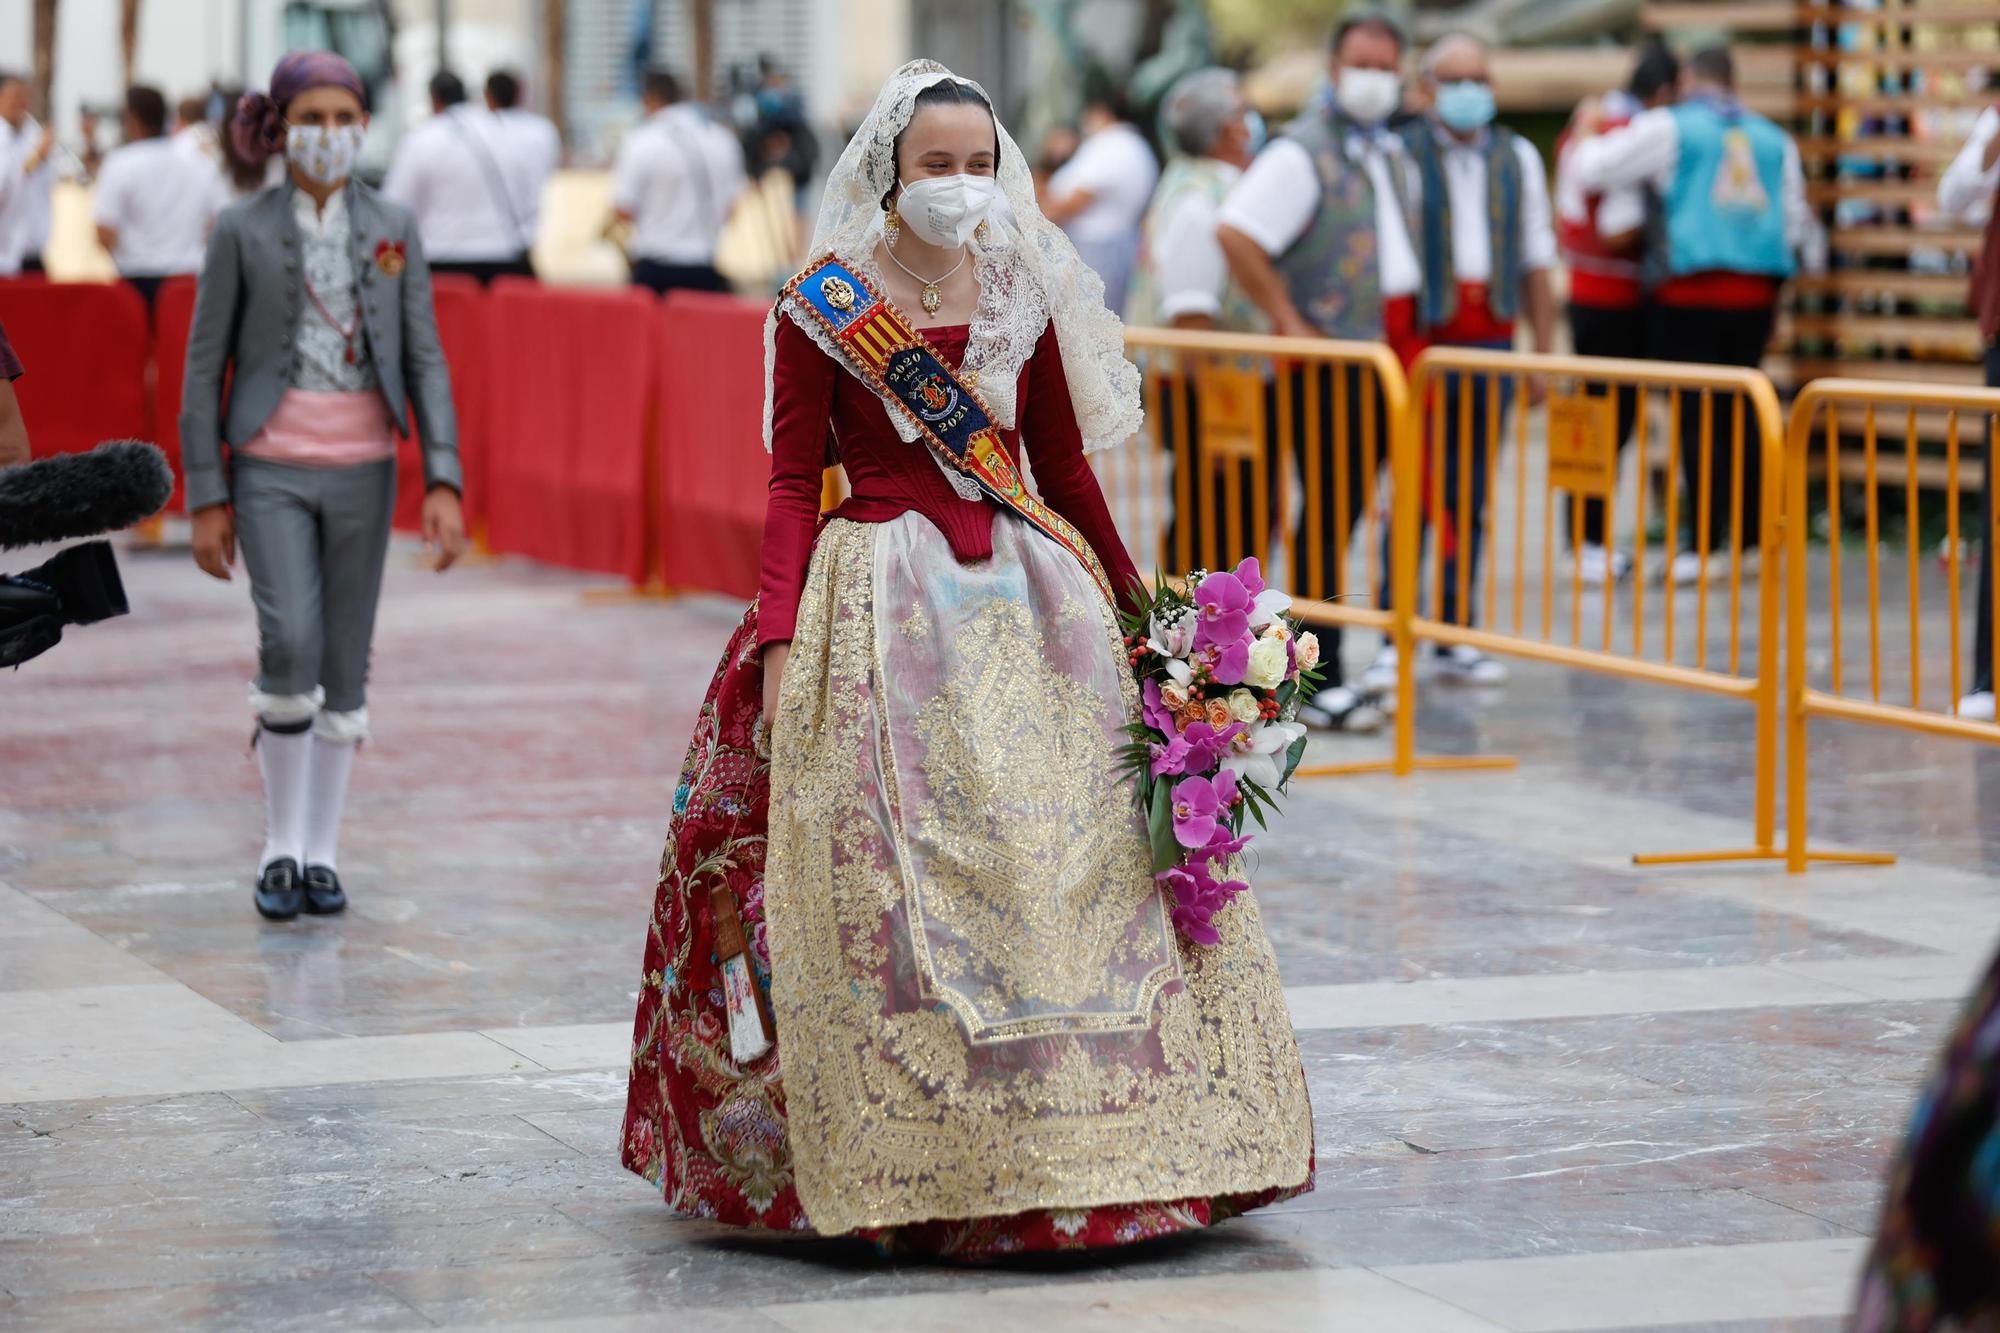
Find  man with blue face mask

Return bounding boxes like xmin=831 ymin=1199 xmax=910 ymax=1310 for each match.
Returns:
xmin=1367 ymin=32 xmax=1556 ymax=692
xmin=1217 ymin=10 xmax=1423 ymax=734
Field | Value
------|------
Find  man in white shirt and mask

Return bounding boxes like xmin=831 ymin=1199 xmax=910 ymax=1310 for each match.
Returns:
xmin=612 ymin=68 xmax=748 ymax=296
xmin=93 ymin=85 xmax=228 ymax=308
xmin=1216 ymin=10 xmax=1422 ymax=733
xmin=383 ymin=71 xmax=538 ymax=284
xmin=0 ymin=71 xmax=57 ymax=275
xmin=1043 ymin=87 xmax=1159 ymax=315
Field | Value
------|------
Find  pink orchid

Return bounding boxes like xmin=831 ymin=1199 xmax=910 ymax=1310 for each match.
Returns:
xmin=1141 ymin=679 xmax=1178 ymax=734
xmin=1234 ymin=557 xmax=1266 ymax=598
xmin=1170 ymin=773 xmax=1224 ymax=848
xmin=1200 ymin=825 xmax=1252 ymax=865
xmin=1179 ymin=720 xmax=1242 ymax=775
xmin=1156 ymin=865 xmax=1226 ymax=946
xmin=1150 ymin=733 xmax=1191 ymax=777
xmin=1211 ymin=635 xmax=1251 ymax=686
xmin=1192 ymin=569 xmax=1252 ymax=654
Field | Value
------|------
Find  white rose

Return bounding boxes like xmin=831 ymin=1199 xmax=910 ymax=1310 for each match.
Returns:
xmin=1296 ymin=632 xmax=1321 ymax=673
xmin=1244 ymin=637 xmax=1288 ymax=690
xmin=1226 ymin=689 xmax=1261 ymax=724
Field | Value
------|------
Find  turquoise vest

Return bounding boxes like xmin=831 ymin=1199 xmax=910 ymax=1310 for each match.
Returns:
xmin=1273 ymin=109 xmax=1414 ymax=340
xmin=1660 ymin=97 xmax=1795 ymax=280
xmin=1401 ymin=122 xmax=1523 ymax=331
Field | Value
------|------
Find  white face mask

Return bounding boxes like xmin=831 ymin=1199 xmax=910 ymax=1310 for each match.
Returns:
xmin=895 ymin=173 xmax=1001 ymax=247
xmin=1334 ymin=67 xmax=1402 ymax=127
xmin=286 ymin=123 xmax=364 ymax=186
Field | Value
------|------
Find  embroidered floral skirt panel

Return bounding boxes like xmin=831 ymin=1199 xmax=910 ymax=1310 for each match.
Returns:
xmin=621 ymin=514 xmax=1313 ymax=1255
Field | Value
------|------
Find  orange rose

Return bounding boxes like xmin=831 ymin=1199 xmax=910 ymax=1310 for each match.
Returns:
xmin=1175 ymin=701 xmax=1207 ymax=732
xmin=1206 ymin=699 xmax=1233 ymax=729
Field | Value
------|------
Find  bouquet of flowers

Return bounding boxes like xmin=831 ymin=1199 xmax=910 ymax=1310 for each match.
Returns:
xmin=1116 ymin=558 xmax=1322 ymax=946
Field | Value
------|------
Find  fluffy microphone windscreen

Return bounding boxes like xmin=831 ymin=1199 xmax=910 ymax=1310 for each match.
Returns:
xmin=0 ymin=441 xmax=174 ymax=551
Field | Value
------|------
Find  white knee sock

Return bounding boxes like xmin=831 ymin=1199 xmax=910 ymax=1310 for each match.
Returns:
xmin=303 ymin=734 xmax=358 ymax=872
xmin=257 ymin=725 xmax=313 ymax=872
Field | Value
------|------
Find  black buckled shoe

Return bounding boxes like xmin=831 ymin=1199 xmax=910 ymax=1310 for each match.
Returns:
xmin=302 ymin=865 xmax=347 ymax=916
xmin=255 ymin=858 xmax=304 ymax=920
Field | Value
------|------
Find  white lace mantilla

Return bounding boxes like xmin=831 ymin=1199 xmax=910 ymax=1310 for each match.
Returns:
xmin=761 ymin=59 xmax=1142 ymax=476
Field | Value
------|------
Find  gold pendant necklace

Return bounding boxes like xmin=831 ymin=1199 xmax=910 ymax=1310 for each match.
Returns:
xmin=885 ymin=244 xmax=970 ymax=316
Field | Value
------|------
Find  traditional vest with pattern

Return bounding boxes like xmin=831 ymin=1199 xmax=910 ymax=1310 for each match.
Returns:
xmin=1402 ymin=121 xmax=1524 ymax=332
xmin=1273 ymin=109 xmax=1413 ymax=339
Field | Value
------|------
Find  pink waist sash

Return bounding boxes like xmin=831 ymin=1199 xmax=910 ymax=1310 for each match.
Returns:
xmin=238 ymin=389 xmax=396 ymax=468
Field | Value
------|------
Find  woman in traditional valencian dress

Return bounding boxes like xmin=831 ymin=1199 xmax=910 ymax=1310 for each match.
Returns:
xmin=619 ymin=60 xmax=1313 ymax=1258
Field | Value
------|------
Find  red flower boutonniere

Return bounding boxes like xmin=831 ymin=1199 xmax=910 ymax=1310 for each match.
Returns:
xmin=374 ymin=239 xmax=407 ymax=277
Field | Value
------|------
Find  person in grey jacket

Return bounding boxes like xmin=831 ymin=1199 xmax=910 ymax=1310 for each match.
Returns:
xmin=182 ymin=50 xmax=466 ymax=922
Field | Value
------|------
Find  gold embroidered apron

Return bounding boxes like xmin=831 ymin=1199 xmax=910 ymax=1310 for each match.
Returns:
xmin=764 ymin=513 xmax=1312 ymax=1234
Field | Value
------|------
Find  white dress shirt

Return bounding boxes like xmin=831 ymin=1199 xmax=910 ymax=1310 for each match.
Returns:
xmin=1148 ymin=162 xmax=1241 ymax=322
xmin=0 ymin=115 xmax=55 ymax=273
xmin=382 ymin=106 xmax=533 ymax=260
xmin=1048 ymin=121 xmax=1160 ymax=244
xmin=1554 ymin=134 xmax=1646 ymax=241
xmin=1566 ymin=104 xmax=1820 ymax=261
xmin=494 ymin=108 xmax=561 ymax=235
xmin=611 ymin=104 xmax=749 ymax=265
xmin=1939 ymin=106 xmax=2000 ymax=221
xmin=1424 ymin=124 xmax=1557 ymax=280
xmin=92 ymin=134 xmax=226 ymax=275
xmin=1219 ymin=131 xmax=1423 ymax=297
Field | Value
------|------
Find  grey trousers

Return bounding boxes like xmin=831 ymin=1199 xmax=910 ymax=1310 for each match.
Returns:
xmin=232 ymin=457 xmax=396 ymax=716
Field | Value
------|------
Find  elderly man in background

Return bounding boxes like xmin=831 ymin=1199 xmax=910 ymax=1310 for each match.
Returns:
xmin=1043 ymin=85 xmax=1159 ymax=315
xmin=1217 ymin=10 xmax=1421 ymax=734
xmin=1567 ymin=45 xmax=1819 ymax=587
xmin=1130 ymin=68 xmax=1276 ymax=637
xmin=93 ymin=85 xmax=227 ymax=308
xmin=0 ymin=71 xmax=56 ymax=275
xmin=1374 ymin=32 xmax=1558 ymax=692
xmin=383 ymin=71 xmax=538 ymax=284
xmin=1936 ymin=98 xmax=2000 ymax=721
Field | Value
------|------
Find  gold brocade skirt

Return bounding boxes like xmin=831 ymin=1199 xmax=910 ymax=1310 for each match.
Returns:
xmin=764 ymin=513 xmax=1313 ymax=1236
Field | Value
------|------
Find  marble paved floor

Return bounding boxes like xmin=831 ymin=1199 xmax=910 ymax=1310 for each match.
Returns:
xmin=4 ymin=532 xmax=1997 ymax=1331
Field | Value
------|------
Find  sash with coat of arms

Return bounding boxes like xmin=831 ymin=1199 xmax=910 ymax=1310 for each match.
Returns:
xmin=781 ymin=255 xmax=1117 ymax=604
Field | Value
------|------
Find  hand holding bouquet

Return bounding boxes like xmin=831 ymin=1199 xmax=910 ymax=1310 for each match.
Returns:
xmin=1117 ymin=558 xmax=1323 ymax=945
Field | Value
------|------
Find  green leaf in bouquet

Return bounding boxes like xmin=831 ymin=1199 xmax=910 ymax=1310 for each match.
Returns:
xmin=1279 ymin=733 xmax=1311 ymax=787
xmin=1147 ymin=781 xmax=1179 ymax=873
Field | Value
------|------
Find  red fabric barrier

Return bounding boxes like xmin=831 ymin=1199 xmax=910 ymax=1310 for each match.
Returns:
xmin=151 ymin=275 xmax=199 ymax=513
xmin=654 ymin=292 xmax=771 ymax=600
xmin=394 ymin=274 xmax=487 ymax=532
xmin=0 ymin=279 xmax=149 ymax=460
xmin=482 ymin=279 xmax=657 ymax=580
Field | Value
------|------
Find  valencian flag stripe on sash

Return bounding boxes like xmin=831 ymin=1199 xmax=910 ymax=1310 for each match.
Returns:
xmin=783 ymin=254 xmax=1117 ymax=603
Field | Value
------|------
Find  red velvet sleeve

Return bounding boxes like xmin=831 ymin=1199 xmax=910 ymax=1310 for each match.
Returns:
xmin=1017 ymin=321 xmax=1145 ymax=612
xmin=756 ymin=316 xmax=838 ymax=649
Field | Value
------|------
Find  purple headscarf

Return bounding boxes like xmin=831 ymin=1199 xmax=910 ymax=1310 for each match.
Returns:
xmin=231 ymin=50 xmax=366 ymax=166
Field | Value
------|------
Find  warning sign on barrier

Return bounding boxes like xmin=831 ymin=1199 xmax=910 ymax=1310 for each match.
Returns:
xmin=1196 ymin=363 xmax=1267 ymax=464
xmin=1547 ymin=390 xmax=1618 ymax=496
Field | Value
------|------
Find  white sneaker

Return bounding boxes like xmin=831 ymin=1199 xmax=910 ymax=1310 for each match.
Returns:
xmin=1435 ymin=643 xmax=1508 ymax=685
xmin=1960 ymin=690 xmax=1996 ymax=722
xmin=1666 ymin=550 xmax=1705 ymax=586
xmin=1574 ymin=543 xmax=1632 ymax=587
xmin=1298 ymin=685 xmax=1387 ymax=734
xmin=1359 ymin=644 xmax=1398 ymax=694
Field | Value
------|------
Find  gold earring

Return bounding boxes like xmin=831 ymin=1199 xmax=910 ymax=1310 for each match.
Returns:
xmin=974 ymin=219 xmax=991 ymax=244
xmin=884 ymin=204 xmax=901 ymax=248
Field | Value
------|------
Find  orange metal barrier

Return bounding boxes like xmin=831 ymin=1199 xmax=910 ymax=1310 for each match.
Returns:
xmin=1109 ymin=327 xmax=1508 ymax=778
xmin=1781 ymin=379 xmax=2000 ymax=873
xmin=1402 ymin=347 xmax=1814 ymax=864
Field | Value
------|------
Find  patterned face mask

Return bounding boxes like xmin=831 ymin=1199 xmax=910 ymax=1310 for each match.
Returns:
xmin=285 ymin=123 xmax=364 ymax=185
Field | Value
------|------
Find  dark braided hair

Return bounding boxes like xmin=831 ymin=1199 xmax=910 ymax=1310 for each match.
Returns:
xmin=881 ymin=77 xmax=999 ymax=214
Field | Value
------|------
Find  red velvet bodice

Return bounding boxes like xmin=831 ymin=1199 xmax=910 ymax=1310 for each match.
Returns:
xmin=757 ymin=314 xmax=1140 ymax=647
